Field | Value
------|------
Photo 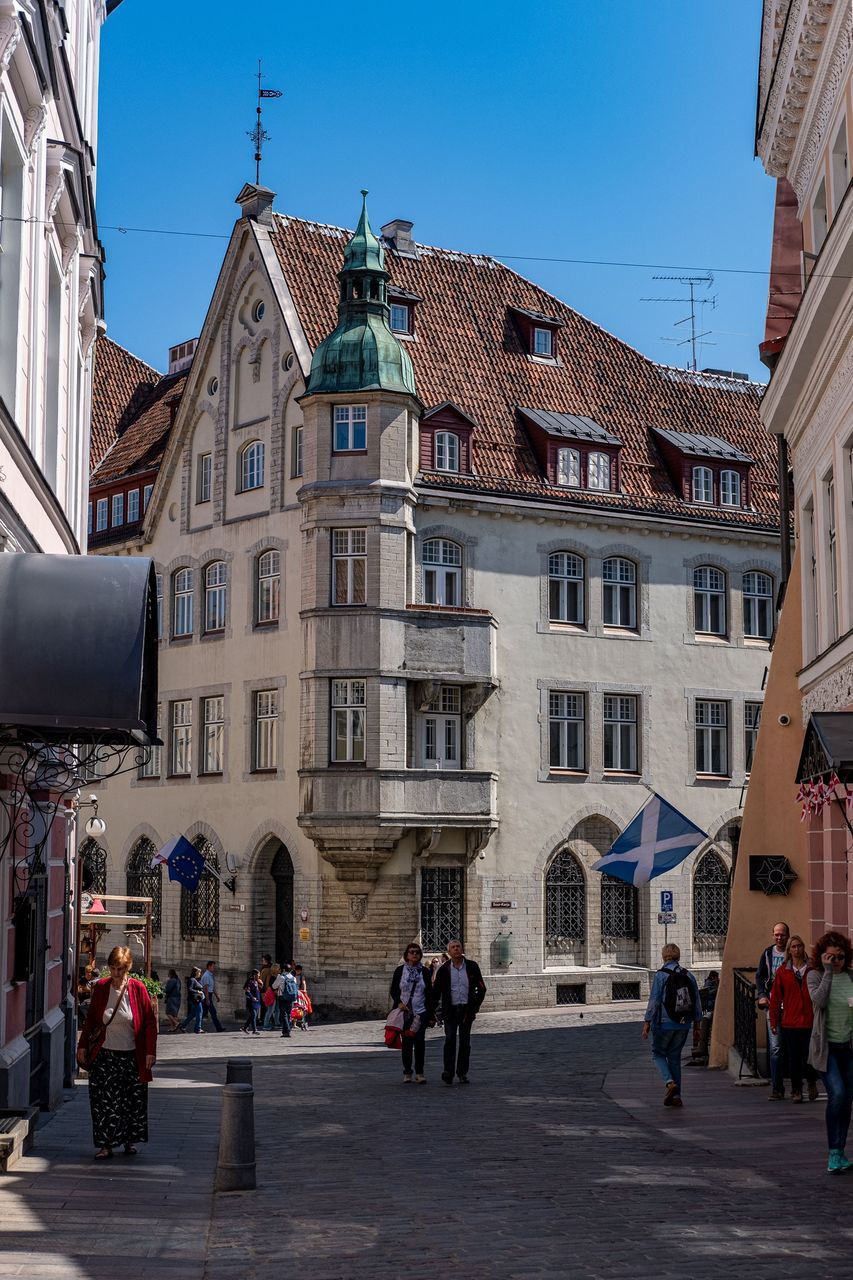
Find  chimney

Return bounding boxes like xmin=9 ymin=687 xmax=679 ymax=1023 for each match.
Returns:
xmin=235 ymin=183 xmax=276 ymax=226
xmin=381 ymin=219 xmax=416 ymax=256
xmin=168 ymin=339 xmax=198 ymax=375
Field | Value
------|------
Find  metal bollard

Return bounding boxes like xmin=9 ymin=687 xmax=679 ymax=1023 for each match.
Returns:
xmin=214 ymin=1083 xmax=256 ymax=1192
xmin=225 ymin=1057 xmax=253 ymax=1086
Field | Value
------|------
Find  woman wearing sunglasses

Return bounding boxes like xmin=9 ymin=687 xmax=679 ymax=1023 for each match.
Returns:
xmin=389 ymin=944 xmax=434 ymax=1083
xmin=807 ymin=931 xmax=853 ymax=1173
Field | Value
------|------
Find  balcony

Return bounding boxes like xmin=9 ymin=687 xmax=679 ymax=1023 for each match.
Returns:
xmin=401 ymin=605 xmax=496 ymax=682
xmin=300 ymin=766 xmax=497 ymax=830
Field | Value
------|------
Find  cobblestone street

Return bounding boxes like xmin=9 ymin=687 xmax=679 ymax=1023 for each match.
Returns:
xmin=1 ymin=1007 xmax=852 ymax=1279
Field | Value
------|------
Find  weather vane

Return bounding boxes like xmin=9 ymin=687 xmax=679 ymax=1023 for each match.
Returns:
xmin=248 ymin=60 xmax=283 ymax=186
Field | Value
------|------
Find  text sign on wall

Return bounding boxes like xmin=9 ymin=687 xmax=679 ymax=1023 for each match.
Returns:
xmin=491 ymin=900 xmax=517 ymax=909
xmin=660 ymin=890 xmax=674 ymax=913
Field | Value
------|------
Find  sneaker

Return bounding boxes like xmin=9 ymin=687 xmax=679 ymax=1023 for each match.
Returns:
xmin=768 ymin=1091 xmax=785 ymax=1101
xmin=414 ymin=1074 xmax=427 ymax=1084
xmin=441 ymin=1072 xmax=453 ymax=1086
xmin=808 ymin=1082 xmax=819 ymax=1102
xmin=457 ymin=1075 xmax=469 ymax=1084
xmin=663 ymin=1081 xmax=678 ymax=1107
xmin=670 ymin=1095 xmax=684 ymax=1108
xmin=827 ymin=1149 xmax=852 ymax=1174
xmin=402 ymin=1073 xmax=413 ymax=1084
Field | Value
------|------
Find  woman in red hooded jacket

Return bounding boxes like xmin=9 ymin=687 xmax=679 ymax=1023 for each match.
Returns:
xmin=769 ymin=934 xmax=819 ymax=1103
xmin=77 ymin=945 xmax=157 ymax=1158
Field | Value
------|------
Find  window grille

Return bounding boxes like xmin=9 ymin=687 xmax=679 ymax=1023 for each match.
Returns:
xmin=548 ymin=552 xmax=584 ymax=624
xmin=693 ymin=566 xmax=726 ymax=636
xmin=545 ymin=849 xmax=585 ymax=952
xmin=256 ymin=550 xmax=280 ymax=624
xmin=612 ymin=981 xmax=640 ymax=1001
xmin=420 ymin=866 xmax=464 ymax=952
xmin=556 ymin=984 xmax=586 ymax=1005
xmin=600 ymin=872 xmax=638 ymax=939
xmin=556 ymin=448 xmax=580 ymax=487
xmin=181 ymin=839 xmax=219 ymax=939
xmin=204 ymin=561 xmax=227 ymax=632
xmin=126 ymin=837 xmax=162 ymax=935
xmin=80 ymin=838 xmax=107 ymax=895
xmin=602 ymin=557 xmax=636 ymax=628
xmin=692 ymin=849 xmax=730 ymax=946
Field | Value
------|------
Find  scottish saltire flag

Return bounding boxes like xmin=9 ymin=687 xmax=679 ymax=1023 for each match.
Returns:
xmin=592 ymin=792 xmax=707 ymax=887
xmin=151 ymin=835 xmax=205 ymax=891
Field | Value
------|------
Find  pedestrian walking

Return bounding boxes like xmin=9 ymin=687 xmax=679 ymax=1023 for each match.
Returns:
xmin=243 ymin=970 xmax=262 ymax=1035
xmin=259 ymin=953 xmax=273 ymax=994
xmin=390 ymin=943 xmax=434 ymax=1083
xmin=756 ymin=921 xmax=790 ymax=1100
xmin=263 ymin=964 xmax=281 ymax=1030
xmin=274 ymin=964 xmax=299 ymax=1037
xmin=76 ymin=946 xmax=157 ymax=1160
xmin=431 ymin=939 xmax=487 ymax=1085
xmin=201 ymin=960 xmax=225 ymax=1032
xmin=292 ymin=965 xmax=313 ymax=1030
xmin=642 ymin=943 xmax=702 ymax=1108
xmin=769 ymin=935 xmax=819 ymax=1103
xmin=163 ymin=968 xmax=181 ymax=1032
xmin=807 ymin=931 xmax=853 ymax=1173
xmin=179 ymin=967 xmax=205 ymax=1033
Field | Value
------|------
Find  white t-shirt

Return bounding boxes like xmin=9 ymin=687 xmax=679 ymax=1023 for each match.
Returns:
xmin=103 ymin=984 xmax=136 ymax=1051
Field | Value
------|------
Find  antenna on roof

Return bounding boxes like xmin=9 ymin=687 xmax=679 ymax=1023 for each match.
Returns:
xmin=640 ymin=273 xmax=716 ymax=371
xmin=248 ymin=60 xmax=283 ymax=186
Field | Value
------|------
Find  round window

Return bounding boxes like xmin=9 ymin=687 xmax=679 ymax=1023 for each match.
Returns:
xmin=252 ymin=300 xmax=265 ymax=323
xmin=207 ymin=376 xmax=219 ymax=396
xmin=283 ymin=352 xmax=294 ymax=371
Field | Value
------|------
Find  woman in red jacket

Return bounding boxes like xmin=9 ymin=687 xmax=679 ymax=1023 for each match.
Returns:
xmin=76 ymin=945 xmax=157 ymax=1159
xmin=769 ymin=934 xmax=819 ymax=1103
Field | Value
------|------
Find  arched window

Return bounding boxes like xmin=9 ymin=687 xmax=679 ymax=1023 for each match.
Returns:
xmin=126 ymin=837 xmax=162 ymax=936
xmin=556 ymin=448 xmax=580 ymax=488
xmin=545 ymin=849 xmax=585 ymax=955
xmin=204 ymin=561 xmax=227 ymax=632
xmin=587 ymin=452 xmax=611 ymax=490
xmin=720 ymin=469 xmax=741 ymax=507
xmin=240 ymin=440 xmax=265 ymax=492
xmin=693 ymin=565 xmax=726 ymax=636
xmin=256 ymin=550 xmax=281 ymax=624
xmin=435 ymin=432 xmax=460 ymax=473
xmin=548 ymin=551 xmax=584 ymax=624
xmin=600 ymin=873 xmax=638 ymax=940
xmin=80 ymin=837 xmax=107 ymax=896
xmin=172 ymin=568 xmax=194 ymax=637
xmin=181 ymin=838 xmax=220 ymax=939
xmin=423 ymin=538 xmax=462 ymax=607
xmin=743 ymin=570 xmax=773 ymax=640
xmin=602 ymin=556 xmax=637 ymax=628
xmin=692 ymin=849 xmax=730 ymax=946
xmin=692 ymin=466 xmax=713 ymax=503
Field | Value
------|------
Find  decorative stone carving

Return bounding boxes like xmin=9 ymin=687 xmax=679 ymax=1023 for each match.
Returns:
xmin=758 ymin=0 xmax=836 ymax=179
xmin=465 ymin=825 xmax=496 ymax=864
xmin=414 ymin=827 xmax=442 ymax=858
xmin=45 ymin=166 xmax=66 ymax=221
xmin=801 ymin=659 xmax=853 ymax=722
xmin=790 ymin=340 xmax=853 ymax=479
xmin=24 ymin=104 xmax=48 ymax=156
xmin=61 ymin=234 xmax=79 ymax=274
xmin=790 ymin=12 xmax=853 ymax=204
xmin=0 ymin=13 xmax=19 ymax=71
xmin=348 ymin=894 xmax=368 ymax=923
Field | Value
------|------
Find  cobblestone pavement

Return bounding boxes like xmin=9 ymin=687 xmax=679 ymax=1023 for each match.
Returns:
xmin=1 ymin=1006 xmax=852 ymax=1280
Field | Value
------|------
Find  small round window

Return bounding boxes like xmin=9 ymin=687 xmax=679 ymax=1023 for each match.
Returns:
xmin=207 ymin=376 xmax=219 ymax=396
xmin=252 ymin=300 xmax=265 ymax=323
xmin=283 ymin=353 xmax=294 ymax=371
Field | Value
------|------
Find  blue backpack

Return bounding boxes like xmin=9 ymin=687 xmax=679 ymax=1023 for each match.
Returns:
xmin=282 ymin=974 xmax=299 ymax=1000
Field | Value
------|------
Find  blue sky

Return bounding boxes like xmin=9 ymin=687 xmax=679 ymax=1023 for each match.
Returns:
xmin=98 ymin=0 xmax=775 ymax=381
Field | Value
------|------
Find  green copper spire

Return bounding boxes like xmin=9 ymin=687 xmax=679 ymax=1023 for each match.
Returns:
xmin=305 ymin=191 xmax=417 ymax=397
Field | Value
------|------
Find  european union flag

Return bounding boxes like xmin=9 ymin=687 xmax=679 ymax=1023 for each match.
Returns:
xmin=152 ymin=835 xmax=206 ymax=892
xmin=592 ymin=792 xmax=707 ymax=887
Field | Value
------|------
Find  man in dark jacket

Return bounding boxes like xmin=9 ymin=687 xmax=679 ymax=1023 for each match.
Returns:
xmin=431 ymin=939 xmax=487 ymax=1085
xmin=756 ymin=922 xmax=790 ymax=1100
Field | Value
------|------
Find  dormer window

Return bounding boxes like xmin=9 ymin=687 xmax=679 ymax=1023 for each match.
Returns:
xmin=519 ymin=408 xmax=621 ymax=494
xmin=533 ymin=327 xmax=553 ymax=357
xmin=556 ymin=448 xmax=580 ymax=488
xmin=720 ymin=469 xmax=741 ymax=507
xmin=390 ymin=304 xmax=410 ymax=334
xmin=435 ymin=431 xmax=460 ymax=473
xmin=588 ymin=452 xmax=611 ymax=490
xmin=509 ymin=307 xmax=563 ymax=361
xmin=692 ymin=466 xmax=713 ymax=504
xmin=388 ymin=287 xmax=421 ymax=338
xmin=420 ymin=403 xmax=476 ymax=476
xmin=653 ymin=428 xmax=752 ymax=512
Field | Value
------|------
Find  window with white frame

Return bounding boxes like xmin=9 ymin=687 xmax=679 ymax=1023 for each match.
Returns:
xmin=173 ymin=568 xmax=194 ymax=637
xmin=331 ymin=679 xmax=366 ymax=762
xmin=602 ymin=557 xmax=637 ymax=629
xmin=423 ymin=538 xmax=462 ymax=607
xmin=548 ymin=552 xmax=584 ymax=625
xmin=256 ymin=550 xmax=280 ymax=624
xmin=556 ymin=447 xmax=580 ymax=488
xmin=827 ymin=475 xmax=839 ymax=643
xmin=111 ymin=493 xmax=123 ymax=526
xmin=202 ymin=696 xmax=224 ymax=773
xmin=140 ymin=704 xmax=162 ymax=777
xmin=155 ymin=573 xmax=163 ymax=638
xmin=197 ymin=452 xmax=212 ymax=503
xmin=127 ymin=489 xmax=140 ymax=522
xmin=549 ymin=691 xmax=585 ymax=770
xmin=603 ymin=694 xmax=638 ymax=772
xmin=333 ymin=405 xmax=367 ymax=452
xmin=171 ymin=700 xmax=192 ymax=775
xmin=204 ymin=561 xmax=227 ymax=632
xmin=692 ymin=466 xmax=713 ymax=504
xmin=292 ymin=425 xmax=303 ymax=477
xmin=435 ymin=431 xmax=460 ymax=473
xmin=143 ymin=484 xmax=153 ymax=511
xmin=417 ymin=684 xmax=461 ymax=770
xmin=694 ymin=566 xmax=726 ymax=636
xmin=587 ymin=451 xmax=611 ymax=490
xmin=720 ymin=469 xmax=741 ymax=507
xmin=332 ymin=529 xmax=367 ymax=605
xmin=253 ymin=689 xmax=278 ymax=770
xmin=744 ymin=701 xmax=761 ymax=774
xmin=743 ymin=571 xmax=773 ymax=640
xmin=96 ymin=497 xmax=108 ymax=531
xmin=390 ymin=303 xmax=410 ymax=333
xmin=533 ymin=327 xmax=553 ymax=357
xmin=87 ymin=503 xmax=92 ymax=536
xmin=240 ymin=440 xmax=265 ymax=492
xmin=695 ymin=700 xmax=728 ymax=776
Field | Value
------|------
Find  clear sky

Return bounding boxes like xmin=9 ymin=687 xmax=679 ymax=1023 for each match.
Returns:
xmin=98 ymin=0 xmax=775 ymax=382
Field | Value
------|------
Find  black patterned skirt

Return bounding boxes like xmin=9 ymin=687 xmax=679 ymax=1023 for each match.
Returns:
xmin=88 ymin=1049 xmax=148 ymax=1148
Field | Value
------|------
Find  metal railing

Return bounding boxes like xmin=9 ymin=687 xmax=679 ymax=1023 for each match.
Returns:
xmin=733 ymin=966 xmax=763 ymax=1080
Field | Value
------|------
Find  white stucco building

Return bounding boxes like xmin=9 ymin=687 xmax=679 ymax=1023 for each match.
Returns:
xmin=87 ymin=185 xmax=781 ymax=1014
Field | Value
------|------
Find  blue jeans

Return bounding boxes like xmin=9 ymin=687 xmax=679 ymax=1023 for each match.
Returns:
xmin=650 ymin=1026 xmax=690 ymax=1092
xmin=766 ymin=1013 xmax=784 ymax=1093
xmin=203 ymin=997 xmax=223 ymax=1031
xmin=263 ymin=999 xmax=280 ymax=1030
xmin=181 ymin=1000 xmax=203 ymax=1033
xmin=278 ymin=997 xmax=294 ymax=1035
xmin=820 ymin=1042 xmax=853 ymax=1152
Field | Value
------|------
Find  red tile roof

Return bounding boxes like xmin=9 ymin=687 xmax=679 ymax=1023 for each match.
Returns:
xmin=90 ymin=367 xmax=187 ymax=487
xmin=90 ymin=336 xmax=162 ymax=472
xmin=269 ymin=215 xmax=777 ymax=530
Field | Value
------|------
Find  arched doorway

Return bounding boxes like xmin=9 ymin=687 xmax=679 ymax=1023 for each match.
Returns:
xmin=271 ymin=845 xmax=294 ymax=965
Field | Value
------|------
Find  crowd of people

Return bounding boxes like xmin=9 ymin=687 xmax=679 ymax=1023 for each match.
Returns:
xmin=157 ymin=955 xmax=312 ymax=1036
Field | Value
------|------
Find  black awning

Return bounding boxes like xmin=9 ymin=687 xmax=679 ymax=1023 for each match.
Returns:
xmin=796 ymin=712 xmax=853 ymax=784
xmin=0 ymin=554 xmax=158 ymax=740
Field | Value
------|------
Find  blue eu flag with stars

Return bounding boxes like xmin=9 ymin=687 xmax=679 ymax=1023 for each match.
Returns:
xmin=152 ymin=835 xmax=206 ymax=892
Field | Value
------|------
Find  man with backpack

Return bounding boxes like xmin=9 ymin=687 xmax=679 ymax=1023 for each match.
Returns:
xmin=642 ymin=943 xmax=702 ymax=1107
xmin=273 ymin=964 xmax=300 ymax=1038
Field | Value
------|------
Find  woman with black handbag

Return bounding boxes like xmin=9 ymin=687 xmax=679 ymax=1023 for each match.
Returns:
xmin=76 ymin=946 xmax=157 ymax=1160
xmin=389 ymin=944 xmax=433 ymax=1083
